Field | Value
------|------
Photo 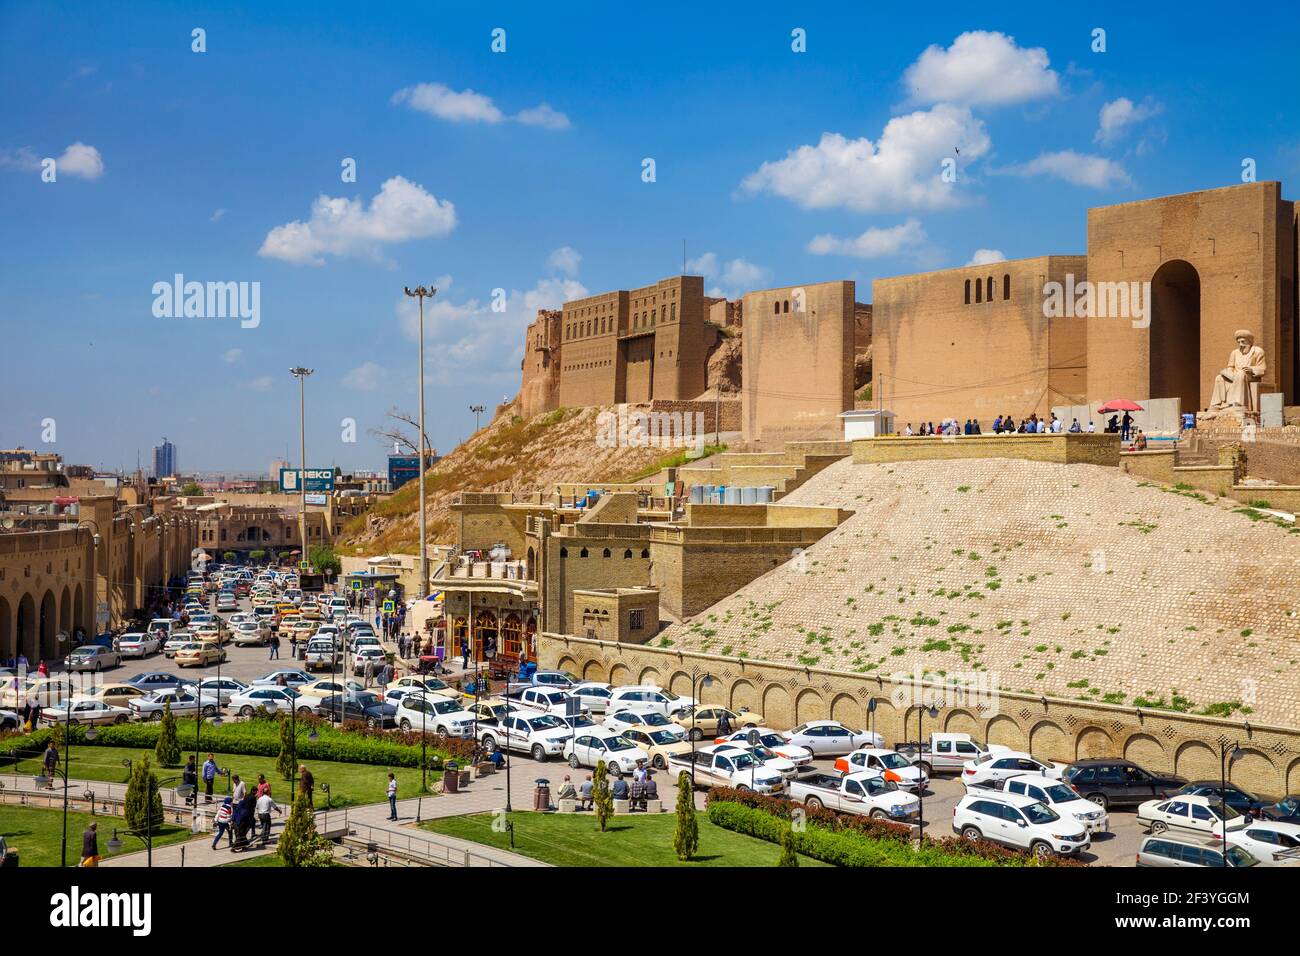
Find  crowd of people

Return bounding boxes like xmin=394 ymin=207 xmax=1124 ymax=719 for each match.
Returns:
xmin=900 ymin=410 xmax=1155 ymax=445
xmin=554 ymin=760 xmax=660 ymax=812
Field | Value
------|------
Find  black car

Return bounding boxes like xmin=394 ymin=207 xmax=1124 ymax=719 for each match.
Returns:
xmin=315 ymin=692 xmax=396 ymax=728
xmin=1061 ymin=759 xmax=1186 ymax=809
xmin=1262 ymin=795 xmax=1300 ymax=823
xmin=1174 ymin=781 xmax=1274 ymax=817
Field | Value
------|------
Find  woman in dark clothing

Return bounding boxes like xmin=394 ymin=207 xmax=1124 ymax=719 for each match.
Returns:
xmin=231 ymin=793 xmax=257 ymax=851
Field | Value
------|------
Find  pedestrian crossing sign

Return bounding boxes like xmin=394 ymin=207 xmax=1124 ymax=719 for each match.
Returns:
xmin=351 ymin=579 xmax=362 ymax=590
xmin=382 ymin=599 xmax=395 ymax=614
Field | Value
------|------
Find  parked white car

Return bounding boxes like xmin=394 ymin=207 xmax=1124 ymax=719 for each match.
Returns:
xmin=232 ymin=621 xmax=270 ymax=646
xmin=386 ymin=675 xmax=464 ymax=701
xmin=1227 ymin=820 xmax=1300 ymax=865
xmin=117 ymin=632 xmax=161 ymax=659
xmin=569 ymin=681 xmax=613 ymax=713
xmin=782 ymin=720 xmax=882 ymax=757
xmin=41 ymin=697 xmax=132 ymax=726
xmin=394 ymin=693 xmax=477 ymax=737
xmin=251 ymin=669 xmax=313 ymax=688
xmin=129 ymin=688 xmax=218 ymax=720
xmin=715 ymin=727 xmax=813 ymax=764
xmin=834 ymin=748 xmax=929 ymax=793
xmin=1002 ymin=773 xmax=1109 ymax=833
xmin=607 ymin=685 xmax=695 ymax=719
xmin=506 ymin=684 xmax=575 ymax=717
xmin=603 ymin=707 xmax=686 ymax=739
xmin=229 ymin=686 xmax=302 ymax=717
xmin=668 ymin=744 xmax=785 ymax=793
xmin=962 ymin=751 xmax=1067 ymax=788
xmin=1138 ymin=794 xmax=1249 ymax=838
xmin=714 ymin=741 xmax=801 ymax=779
xmin=953 ymin=791 xmax=1090 ymax=859
xmin=564 ymin=727 xmax=651 ymax=775
xmin=191 ymin=677 xmax=249 ymax=706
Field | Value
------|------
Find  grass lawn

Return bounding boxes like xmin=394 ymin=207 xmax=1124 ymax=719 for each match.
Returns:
xmin=0 ymin=805 xmax=192 ymax=868
xmin=221 ymin=852 xmax=285 ymax=867
xmin=5 ymin=746 xmax=430 ymax=809
xmin=422 ymin=811 xmax=831 ymax=867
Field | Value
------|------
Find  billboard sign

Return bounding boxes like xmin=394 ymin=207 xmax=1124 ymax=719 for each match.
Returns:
xmin=388 ymin=455 xmax=420 ymax=491
xmin=304 ymin=493 xmax=328 ymax=506
xmin=280 ymin=468 xmax=334 ymax=493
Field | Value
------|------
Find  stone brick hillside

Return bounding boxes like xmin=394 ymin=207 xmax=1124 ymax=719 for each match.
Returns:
xmin=659 ymin=457 xmax=1300 ymax=726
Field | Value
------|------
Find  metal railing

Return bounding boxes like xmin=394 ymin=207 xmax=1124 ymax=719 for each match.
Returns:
xmin=342 ymin=820 xmax=517 ymax=867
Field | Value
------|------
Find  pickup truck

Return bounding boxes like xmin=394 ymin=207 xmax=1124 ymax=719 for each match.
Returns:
xmin=503 ymin=684 xmax=575 ymax=716
xmin=788 ymin=771 xmax=921 ymax=821
xmin=477 ymin=707 xmax=573 ymax=761
xmin=302 ymin=638 xmax=338 ymax=672
xmin=668 ymin=744 xmax=786 ymax=794
xmin=893 ymin=732 xmax=1009 ymax=775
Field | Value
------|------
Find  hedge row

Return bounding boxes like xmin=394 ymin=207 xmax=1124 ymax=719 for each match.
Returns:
xmin=0 ymin=713 xmax=475 ymax=770
xmin=706 ymin=788 xmax=1085 ymax=868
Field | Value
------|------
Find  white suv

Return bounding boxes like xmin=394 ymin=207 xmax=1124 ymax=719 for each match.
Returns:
xmin=1002 ymin=773 xmax=1109 ymax=834
xmin=607 ymin=685 xmax=695 ymax=719
xmin=953 ymin=791 xmax=1091 ymax=860
xmin=395 ymin=693 xmax=476 ymax=738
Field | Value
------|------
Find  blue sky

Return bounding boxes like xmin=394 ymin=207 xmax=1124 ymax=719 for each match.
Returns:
xmin=3 ymin=1 xmax=1298 ymax=473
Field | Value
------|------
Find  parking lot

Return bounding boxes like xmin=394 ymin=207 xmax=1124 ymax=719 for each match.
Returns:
xmin=32 ymin=592 xmax=1145 ymax=866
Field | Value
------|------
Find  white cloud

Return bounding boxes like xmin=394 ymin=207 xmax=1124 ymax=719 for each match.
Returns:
xmin=210 ymin=208 xmax=227 ymax=222
xmin=1 ymin=142 xmax=103 ymax=179
xmin=392 ymin=83 xmax=504 ymax=123
xmin=741 ymin=104 xmax=989 ymax=214
xmin=965 ymin=248 xmax=1006 ymax=266
xmin=393 ymin=82 xmax=570 ymax=131
xmin=56 ymin=142 xmax=104 ymax=179
xmin=1094 ymin=97 xmax=1163 ymax=147
xmin=1001 ymin=150 xmax=1132 ymax=189
xmin=807 ymin=219 xmax=927 ymax=259
xmin=259 ymin=176 xmax=457 ymax=265
xmin=343 ymin=361 xmax=386 ymax=391
xmin=222 ymin=348 xmax=242 ymax=363
xmin=548 ymin=246 xmax=582 ymax=277
xmin=516 ymin=103 xmax=571 ymax=130
xmin=241 ymin=376 xmax=274 ymax=392
xmin=903 ymin=31 xmax=1060 ymax=107
xmin=686 ymin=253 xmax=770 ymax=296
xmin=396 ymin=273 xmax=588 ymax=386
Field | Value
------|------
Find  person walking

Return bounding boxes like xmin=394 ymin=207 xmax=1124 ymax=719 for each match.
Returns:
xmin=42 ymin=740 xmax=58 ymax=789
xmin=255 ymin=773 xmax=271 ymax=799
xmin=79 ymin=822 xmax=99 ymax=867
xmin=386 ymin=772 xmax=398 ymax=821
xmin=202 ymin=753 xmax=222 ymax=803
xmin=461 ymin=643 xmax=470 ymax=672
xmin=363 ymin=656 xmax=375 ymax=689
xmin=269 ymin=632 xmax=280 ymax=661
xmin=256 ymin=790 xmax=280 ymax=845
xmin=211 ymin=797 xmax=233 ymax=850
xmin=182 ymin=755 xmax=198 ymax=806
xmin=299 ymin=765 xmax=314 ymax=808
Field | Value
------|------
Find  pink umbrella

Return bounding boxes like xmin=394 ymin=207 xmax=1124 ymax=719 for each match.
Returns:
xmin=1096 ymin=399 xmax=1144 ymax=413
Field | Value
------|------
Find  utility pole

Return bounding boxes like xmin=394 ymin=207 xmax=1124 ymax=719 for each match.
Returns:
xmin=289 ymin=367 xmax=314 ymax=569
xmin=469 ymin=404 xmax=485 ymax=434
xmin=404 ymin=285 xmax=437 ymax=602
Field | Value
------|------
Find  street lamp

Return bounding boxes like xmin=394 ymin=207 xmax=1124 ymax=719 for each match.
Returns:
xmin=916 ymin=703 xmax=939 ymax=840
xmin=289 ymin=367 xmax=314 ymax=577
xmin=687 ymin=673 xmax=713 ymax=788
xmin=1219 ymin=741 xmax=1244 ymax=866
xmin=106 ymin=773 xmax=192 ymax=867
xmin=403 ymin=284 xmax=436 ymax=605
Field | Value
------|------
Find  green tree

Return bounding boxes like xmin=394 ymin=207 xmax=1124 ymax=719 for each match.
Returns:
xmin=673 ymin=771 xmax=698 ymax=861
xmin=222 ymin=550 xmax=237 ymax=563
xmin=181 ymin=482 xmax=203 ymax=496
xmin=124 ymin=754 xmax=164 ymax=833
xmin=778 ymin=824 xmax=799 ymax=867
xmin=592 ymin=760 xmax=613 ymax=832
xmin=309 ymin=545 xmax=341 ymax=577
xmin=154 ymin=699 xmax=181 ymax=767
xmin=275 ymin=715 xmax=296 ymax=781
xmin=278 ymin=790 xmax=333 ymax=867
xmin=249 ymin=550 xmax=266 ymax=561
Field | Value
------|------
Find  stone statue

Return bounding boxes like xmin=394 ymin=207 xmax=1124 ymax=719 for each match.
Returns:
xmin=1204 ymin=329 xmax=1266 ymax=419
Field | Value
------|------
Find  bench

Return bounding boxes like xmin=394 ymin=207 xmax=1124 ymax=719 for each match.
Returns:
xmin=613 ymin=799 xmax=632 ymax=814
xmin=557 ymin=798 xmax=578 ymax=813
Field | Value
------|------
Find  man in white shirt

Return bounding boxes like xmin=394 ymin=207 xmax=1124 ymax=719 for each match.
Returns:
xmin=1087 ymin=421 xmax=1096 ymax=433
xmin=255 ymin=792 xmax=280 ymax=845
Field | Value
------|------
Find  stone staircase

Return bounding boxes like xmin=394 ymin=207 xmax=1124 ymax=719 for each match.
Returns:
xmin=676 ymin=440 xmax=850 ymax=500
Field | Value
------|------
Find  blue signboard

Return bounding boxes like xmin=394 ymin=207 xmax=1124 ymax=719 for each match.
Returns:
xmin=388 ymin=455 xmax=420 ymax=491
xmin=280 ymin=468 xmax=335 ymax=493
